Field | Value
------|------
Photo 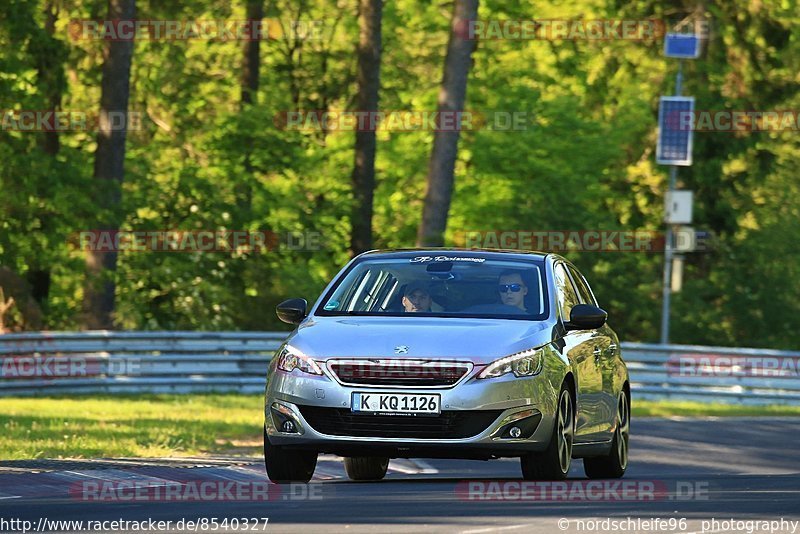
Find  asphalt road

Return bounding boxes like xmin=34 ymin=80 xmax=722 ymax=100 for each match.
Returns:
xmin=1 ymin=418 xmax=799 ymax=534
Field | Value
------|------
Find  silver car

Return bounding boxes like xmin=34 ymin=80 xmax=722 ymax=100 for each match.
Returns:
xmin=264 ymin=249 xmax=629 ymax=483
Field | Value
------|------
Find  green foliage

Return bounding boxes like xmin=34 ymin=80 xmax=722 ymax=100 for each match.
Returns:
xmin=0 ymin=0 xmax=797 ymax=347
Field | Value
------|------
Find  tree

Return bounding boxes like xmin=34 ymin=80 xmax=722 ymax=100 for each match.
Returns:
xmin=236 ymin=0 xmax=264 ymax=216
xmin=350 ymin=0 xmax=383 ymax=255
xmin=416 ymin=0 xmax=478 ymax=247
xmin=82 ymin=0 xmax=136 ymax=329
xmin=240 ymin=0 xmax=263 ymax=107
xmin=26 ymin=0 xmax=66 ymax=311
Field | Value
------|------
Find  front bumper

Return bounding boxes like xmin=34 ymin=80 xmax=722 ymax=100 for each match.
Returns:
xmin=264 ymin=367 xmax=559 ymax=458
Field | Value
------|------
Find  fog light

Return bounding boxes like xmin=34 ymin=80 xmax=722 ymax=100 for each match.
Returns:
xmin=495 ymin=412 xmax=542 ymax=440
xmin=281 ymin=420 xmax=296 ymax=433
xmin=271 ymin=402 xmax=303 ymax=435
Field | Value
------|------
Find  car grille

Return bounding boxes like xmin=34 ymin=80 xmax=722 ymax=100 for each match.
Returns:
xmin=299 ymin=406 xmax=503 ymax=439
xmin=328 ymin=359 xmax=472 ymax=387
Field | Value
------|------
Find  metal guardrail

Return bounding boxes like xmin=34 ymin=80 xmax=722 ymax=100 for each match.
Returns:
xmin=0 ymin=331 xmax=285 ymax=396
xmin=0 ymin=332 xmax=798 ymax=404
xmin=624 ymin=342 xmax=800 ymax=405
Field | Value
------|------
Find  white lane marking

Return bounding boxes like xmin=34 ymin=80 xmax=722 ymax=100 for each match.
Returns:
xmin=387 ymin=462 xmax=424 ymax=475
xmin=460 ymin=524 xmax=532 ymax=534
xmin=0 ymin=496 xmax=21 ymax=500
xmin=410 ymin=458 xmax=438 ymax=474
xmin=311 ymin=468 xmax=340 ymax=480
xmin=386 ymin=459 xmax=439 ymax=475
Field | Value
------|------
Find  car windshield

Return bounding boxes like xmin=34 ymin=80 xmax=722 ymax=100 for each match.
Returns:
xmin=317 ymin=254 xmax=548 ymax=320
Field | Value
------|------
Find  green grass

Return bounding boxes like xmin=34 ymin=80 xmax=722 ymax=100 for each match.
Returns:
xmin=2 ymin=395 xmax=799 ymax=460
xmin=0 ymin=394 xmax=264 ymax=460
xmin=633 ymin=400 xmax=800 ymax=418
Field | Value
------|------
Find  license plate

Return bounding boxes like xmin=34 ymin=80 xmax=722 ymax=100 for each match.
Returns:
xmin=351 ymin=392 xmax=441 ymax=415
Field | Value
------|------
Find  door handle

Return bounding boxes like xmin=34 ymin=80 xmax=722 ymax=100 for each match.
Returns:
xmin=593 ymin=347 xmax=602 ymax=360
xmin=607 ymin=343 xmax=618 ymax=355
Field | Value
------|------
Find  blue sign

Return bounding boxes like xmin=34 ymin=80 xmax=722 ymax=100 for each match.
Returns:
xmin=657 ymin=97 xmax=695 ymax=166
xmin=664 ymin=33 xmax=701 ymax=59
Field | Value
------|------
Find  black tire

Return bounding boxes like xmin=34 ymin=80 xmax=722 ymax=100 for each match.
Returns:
xmin=263 ymin=428 xmax=317 ymax=483
xmin=521 ymin=383 xmax=575 ymax=480
xmin=584 ymin=390 xmax=630 ymax=479
xmin=344 ymin=456 xmax=390 ymax=481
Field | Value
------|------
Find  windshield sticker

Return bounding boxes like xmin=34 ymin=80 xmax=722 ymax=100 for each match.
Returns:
xmin=410 ymin=256 xmax=485 ymax=263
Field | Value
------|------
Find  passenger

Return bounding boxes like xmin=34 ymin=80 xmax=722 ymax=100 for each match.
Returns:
xmin=402 ymin=282 xmax=432 ymax=313
xmin=497 ymin=271 xmax=528 ymax=312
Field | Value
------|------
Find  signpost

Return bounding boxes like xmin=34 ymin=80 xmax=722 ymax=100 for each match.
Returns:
xmin=658 ymin=32 xmax=701 ymax=344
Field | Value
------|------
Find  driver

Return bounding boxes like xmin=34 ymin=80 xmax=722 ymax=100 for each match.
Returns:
xmin=498 ymin=271 xmax=528 ymax=312
xmin=402 ymin=282 xmax=432 ymax=313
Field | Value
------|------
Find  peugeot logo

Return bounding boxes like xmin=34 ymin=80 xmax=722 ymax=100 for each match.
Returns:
xmin=394 ymin=345 xmax=409 ymax=354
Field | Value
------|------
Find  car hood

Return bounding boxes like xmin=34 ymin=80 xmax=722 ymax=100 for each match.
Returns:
xmin=286 ymin=315 xmax=555 ymax=364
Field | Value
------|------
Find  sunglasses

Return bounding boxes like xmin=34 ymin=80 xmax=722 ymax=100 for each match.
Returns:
xmin=498 ymin=284 xmax=523 ymax=293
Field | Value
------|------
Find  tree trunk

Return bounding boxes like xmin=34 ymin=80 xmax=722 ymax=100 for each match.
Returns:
xmin=29 ymin=0 xmax=65 ymax=309
xmin=38 ymin=0 xmax=62 ymax=157
xmin=236 ymin=0 xmax=263 ymax=218
xmin=349 ymin=0 xmax=383 ymax=255
xmin=240 ymin=0 xmax=263 ymax=106
xmin=82 ymin=0 xmax=136 ymax=330
xmin=416 ymin=0 xmax=478 ymax=247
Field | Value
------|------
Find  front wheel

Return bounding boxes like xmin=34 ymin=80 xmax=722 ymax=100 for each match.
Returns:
xmin=521 ymin=384 xmax=574 ymax=480
xmin=263 ymin=428 xmax=317 ymax=483
xmin=584 ymin=390 xmax=630 ymax=479
xmin=344 ymin=456 xmax=390 ymax=481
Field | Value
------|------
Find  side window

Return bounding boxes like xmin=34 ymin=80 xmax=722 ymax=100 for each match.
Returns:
xmin=553 ymin=263 xmax=580 ymax=320
xmin=567 ymin=265 xmax=597 ymax=306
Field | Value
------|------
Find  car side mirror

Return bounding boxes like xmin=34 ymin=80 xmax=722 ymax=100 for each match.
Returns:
xmin=276 ymin=298 xmax=308 ymax=325
xmin=565 ymin=304 xmax=607 ymax=331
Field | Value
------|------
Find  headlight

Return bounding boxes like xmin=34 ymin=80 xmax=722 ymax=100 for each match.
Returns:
xmin=276 ymin=346 xmax=323 ymax=376
xmin=477 ymin=347 xmax=544 ymax=379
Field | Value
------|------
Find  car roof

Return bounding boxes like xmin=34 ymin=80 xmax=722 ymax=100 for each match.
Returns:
xmin=356 ymin=248 xmax=550 ymax=262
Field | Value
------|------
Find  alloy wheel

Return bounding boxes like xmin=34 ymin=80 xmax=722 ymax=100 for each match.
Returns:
xmin=557 ymin=389 xmax=574 ymax=474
